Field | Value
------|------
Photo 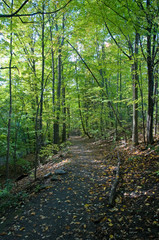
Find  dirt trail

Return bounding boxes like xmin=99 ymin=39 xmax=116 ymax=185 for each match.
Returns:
xmin=0 ymin=137 xmax=113 ymax=240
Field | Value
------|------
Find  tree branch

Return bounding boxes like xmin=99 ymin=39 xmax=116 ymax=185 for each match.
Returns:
xmin=0 ymin=0 xmax=73 ymax=18
xmin=104 ymin=19 xmax=132 ymax=60
xmin=101 ymin=0 xmax=128 ymax=22
xmin=0 ymin=66 xmax=19 ymax=72
xmin=109 ymin=152 xmax=121 ymax=206
xmin=97 ymin=2 xmax=132 ymax=60
xmin=0 ymin=0 xmax=30 ymax=17
xmin=154 ymin=59 xmax=159 ymax=66
xmin=104 ymin=15 xmax=134 ymax=57
xmin=2 ymin=0 xmax=10 ymax=8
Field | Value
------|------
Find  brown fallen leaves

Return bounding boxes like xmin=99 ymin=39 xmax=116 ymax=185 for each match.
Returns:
xmin=0 ymin=137 xmax=159 ymax=240
xmin=95 ymin=139 xmax=159 ymax=239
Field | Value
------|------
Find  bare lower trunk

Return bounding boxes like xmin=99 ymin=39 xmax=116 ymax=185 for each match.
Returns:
xmin=62 ymin=86 xmax=66 ymax=142
xmin=147 ymin=51 xmax=154 ymax=144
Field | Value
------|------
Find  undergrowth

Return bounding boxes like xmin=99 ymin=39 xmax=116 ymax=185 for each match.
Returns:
xmin=0 ymin=180 xmax=28 ymax=214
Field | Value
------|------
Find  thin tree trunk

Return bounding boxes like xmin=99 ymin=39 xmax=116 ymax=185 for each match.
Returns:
xmin=6 ymin=0 xmax=13 ymax=180
xmin=34 ymin=106 xmax=39 ymax=180
xmin=154 ymin=68 xmax=158 ymax=135
xmin=132 ymin=32 xmax=139 ymax=146
xmin=146 ymin=0 xmax=154 ymax=144
xmin=54 ymin=41 xmax=61 ymax=144
xmin=116 ymin=66 xmax=119 ymax=140
xmin=62 ymin=62 xmax=66 ymax=142
xmin=67 ymin=106 xmax=70 ymax=138
xmin=39 ymin=4 xmax=45 ymax=148
xmin=132 ymin=63 xmax=138 ymax=145
xmin=62 ymin=85 xmax=66 ymax=142
xmin=97 ymin=41 xmax=105 ymax=137
xmin=139 ymin=63 xmax=146 ymax=143
xmin=119 ymin=55 xmax=122 ymax=118
xmin=49 ymin=17 xmax=55 ymax=143
xmin=75 ymin=65 xmax=91 ymax=138
xmin=54 ymin=14 xmax=65 ymax=144
xmin=13 ymin=122 xmax=18 ymax=175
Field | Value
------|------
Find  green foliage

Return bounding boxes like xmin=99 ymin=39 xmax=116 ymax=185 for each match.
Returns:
xmin=154 ymin=145 xmax=159 ymax=154
xmin=0 ymin=180 xmax=28 ymax=212
xmin=39 ymin=144 xmax=60 ymax=158
xmin=34 ymin=184 xmax=42 ymax=193
xmin=147 ymin=144 xmax=155 ymax=150
xmin=0 ymin=133 xmax=7 ymax=156
xmin=16 ymin=158 xmax=33 ymax=173
xmin=9 ymin=158 xmax=33 ymax=174
xmin=155 ymin=161 xmax=159 ymax=175
xmin=0 ymin=180 xmax=13 ymax=198
xmin=39 ymin=141 xmax=72 ymax=159
xmin=60 ymin=141 xmax=72 ymax=149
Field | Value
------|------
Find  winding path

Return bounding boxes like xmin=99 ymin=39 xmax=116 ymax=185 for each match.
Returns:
xmin=0 ymin=137 xmax=112 ymax=240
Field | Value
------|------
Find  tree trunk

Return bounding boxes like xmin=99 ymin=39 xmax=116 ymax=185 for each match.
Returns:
xmin=39 ymin=4 xmax=45 ymax=147
xmin=6 ymin=0 xmax=13 ymax=180
xmin=75 ymin=65 xmax=91 ymax=138
xmin=34 ymin=106 xmax=39 ymax=180
xmin=62 ymin=85 xmax=66 ymax=142
xmin=49 ymin=15 xmax=56 ymax=143
xmin=67 ymin=106 xmax=70 ymax=138
xmin=147 ymin=49 xmax=154 ymax=144
xmin=54 ymin=40 xmax=62 ymax=144
xmin=139 ymin=63 xmax=146 ymax=143
xmin=53 ymin=15 xmax=65 ymax=144
xmin=146 ymin=0 xmax=154 ymax=144
xmin=13 ymin=121 xmax=18 ymax=176
xmin=154 ymin=68 xmax=158 ymax=135
xmin=132 ymin=32 xmax=139 ymax=146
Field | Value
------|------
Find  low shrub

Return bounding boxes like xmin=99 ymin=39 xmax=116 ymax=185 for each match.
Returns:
xmin=0 ymin=180 xmax=28 ymax=213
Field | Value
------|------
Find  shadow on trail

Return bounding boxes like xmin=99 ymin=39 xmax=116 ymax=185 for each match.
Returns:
xmin=0 ymin=137 xmax=111 ymax=240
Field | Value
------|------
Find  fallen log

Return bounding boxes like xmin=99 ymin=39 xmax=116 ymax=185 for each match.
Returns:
xmin=109 ymin=152 xmax=121 ymax=206
xmin=15 ymin=174 xmax=28 ymax=182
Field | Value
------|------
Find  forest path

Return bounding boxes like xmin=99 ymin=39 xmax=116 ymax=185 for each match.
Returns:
xmin=0 ymin=137 xmax=115 ymax=240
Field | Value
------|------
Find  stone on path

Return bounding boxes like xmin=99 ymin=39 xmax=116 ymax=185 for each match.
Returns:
xmin=44 ymin=172 xmax=53 ymax=179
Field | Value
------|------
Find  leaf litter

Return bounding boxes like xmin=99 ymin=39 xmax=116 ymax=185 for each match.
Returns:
xmin=0 ymin=136 xmax=159 ymax=239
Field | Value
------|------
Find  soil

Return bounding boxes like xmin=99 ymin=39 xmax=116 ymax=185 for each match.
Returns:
xmin=0 ymin=136 xmax=158 ymax=240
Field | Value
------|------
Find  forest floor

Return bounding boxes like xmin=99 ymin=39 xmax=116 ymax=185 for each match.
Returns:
xmin=0 ymin=136 xmax=159 ymax=240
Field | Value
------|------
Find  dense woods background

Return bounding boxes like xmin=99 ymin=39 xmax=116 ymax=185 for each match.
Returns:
xmin=0 ymin=0 xmax=158 ymax=180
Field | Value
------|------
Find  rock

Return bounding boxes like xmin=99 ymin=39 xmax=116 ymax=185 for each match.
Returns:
xmin=54 ymin=169 xmax=66 ymax=175
xmin=44 ymin=172 xmax=53 ymax=179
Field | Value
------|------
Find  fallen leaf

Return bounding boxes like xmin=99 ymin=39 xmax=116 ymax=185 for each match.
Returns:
xmin=109 ymin=235 xmax=114 ymax=239
xmin=108 ymin=223 xmax=113 ymax=227
xmin=31 ymin=212 xmax=36 ymax=215
xmin=20 ymin=227 xmax=25 ymax=231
